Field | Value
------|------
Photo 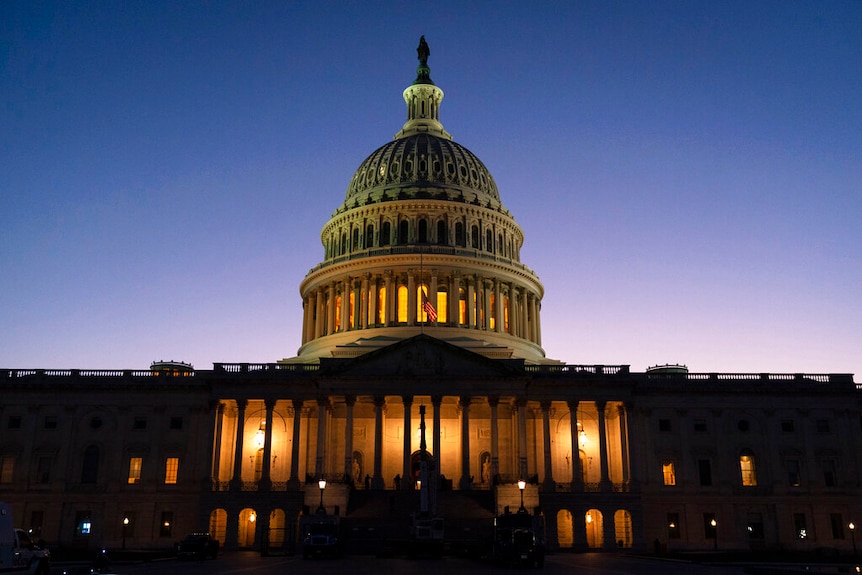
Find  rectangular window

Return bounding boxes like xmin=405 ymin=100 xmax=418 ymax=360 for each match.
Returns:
xmin=698 ymin=459 xmax=712 ymax=486
xmin=43 ymin=416 xmax=58 ymax=429
xmin=662 ymin=461 xmax=676 ymax=486
xmin=658 ymin=419 xmax=672 ymax=432
xmin=830 ymin=513 xmax=845 ymax=539
xmin=786 ymin=459 xmax=801 ymax=487
xmin=740 ymin=453 xmax=757 ymax=486
xmin=160 ymin=512 xmax=174 ymax=537
xmin=703 ymin=513 xmax=717 ymax=540
xmin=794 ymin=513 xmax=808 ymax=539
xmin=0 ymin=456 xmax=14 ymax=483
xmin=781 ymin=419 xmax=795 ymax=433
xmin=169 ymin=417 xmax=183 ymax=430
xmin=128 ymin=457 xmax=142 ymax=484
xmin=747 ymin=512 xmax=764 ymax=541
xmin=823 ymin=459 xmax=837 ymax=487
xmin=164 ymin=457 xmax=179 ymax=484
xmin=693 ymin=419 xmax=707 ymax=432
xmin=36 ymin=456 xmax=52 ymax=484
xmin=667 ymin=513 xmax=681 ymax=539
xmin=75 ymin=511 xmax=92 ymax=537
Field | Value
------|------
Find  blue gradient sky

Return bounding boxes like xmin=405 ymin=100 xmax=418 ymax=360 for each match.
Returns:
xmin=2 ymin=1 xmax=860 ymax=376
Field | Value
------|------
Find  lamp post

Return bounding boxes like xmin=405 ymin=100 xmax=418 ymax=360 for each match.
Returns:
xmin=318 ymin=478 xmax=327 ymax=513
xmin=710 ymin=518 xmax=718 ymax=551
xmin=518 ymin=480 xmax=526 ymax=512
xmin=122 ymin=516 xmax=129 ymax=550
xmin=850 ymin=522 xmax=856 ymax=556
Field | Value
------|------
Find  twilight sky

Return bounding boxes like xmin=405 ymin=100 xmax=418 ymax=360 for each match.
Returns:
xmin=2 ymin=1 xmax=860 ymax=376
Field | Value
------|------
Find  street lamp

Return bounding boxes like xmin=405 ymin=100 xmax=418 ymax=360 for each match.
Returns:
xmin=518 ymin=480 xmax=526 ymax=512
xmin=318 ymin=478 xmax=327 ymax=512
xmin=122 ymin=516 xmax=129 ymax=550
xmin=710 ymin=518 xmax=718 ymax=551
xmin=850 ymin=522 xmax=856 ymax=556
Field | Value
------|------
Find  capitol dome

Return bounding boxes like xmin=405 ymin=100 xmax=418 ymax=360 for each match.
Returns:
xmin=286 ymin=37 xmax=551 ymax=364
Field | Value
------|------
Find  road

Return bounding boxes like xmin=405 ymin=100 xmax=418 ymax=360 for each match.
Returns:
xmin=53 ymin=550 xmax=756 ymax=575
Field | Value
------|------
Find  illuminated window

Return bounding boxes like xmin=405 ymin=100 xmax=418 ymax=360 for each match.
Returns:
xmin=377 ymin=286 xmax=386 ymax=325
xmin=459 ymin=288 xmax=467 ymax=325
xmin=417 ymin=284 xmax=430 ymax=323
xmin=794 ymin=513 xmax=808 ymax=539
xmin=662 ymin=461 xmax=676 ymax=486
xmin=436 ymin=290 xmax=447 ymax=323
xmin=128 ymin=457 xmax=142 ymax=484
xmin=348 ymin=290 xmax=355 ymax=329
xmin=165 ymin=458 xmax=179 ymax=484
xmin=397 ymin=285 xmax=408 ymax=323
xmin=740 ymin=450 xmax=757 ymax=486
xmin=489 ymin=293 xmax=495 ymax=330
xmin=334 ymin=294 xmax=342 ymax=331
xmin=503 ymin=296 xmax=509 ymax=332
xmin=0 ymin=456 xmax=14 ymax=483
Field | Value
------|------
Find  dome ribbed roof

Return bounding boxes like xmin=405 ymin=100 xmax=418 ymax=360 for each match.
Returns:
xmin=343 ymin=133 xmax=501 ymax=209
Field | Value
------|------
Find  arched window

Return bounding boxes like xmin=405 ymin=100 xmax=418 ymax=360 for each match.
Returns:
xmin=397 ymin=285 xmax=408 ymax=323
xmin=352 ymin=228 xmax=359 ymax=252
xmin=471 ymin=225 xmax=479 ymax=249
xmin=399 ymin=220 xmax=409 ymax=245
xmin=340 ymin=233 xmax=347 ymax=256
xmin=455 ymin=222 xmax=465 ymax=247
xmin=418 ymin=219 xmax=428 ymax=243
xmin=436 ymin=288 xmax=448 ymax=323
xmin=82 ymin=445 xmax=99 ymax=484
xmin=366 ymin=224 xmax=374 ymax=248
xmin=740 ymin=449 xmax=757 ymax=486
xmin=489 ymin=293 xmax=496 ymax=330
xmin=614 ymin=510 xmax=633 ymax=548
xmin=377 ymin=286 xmax=386 ymax=324
xmin=459 ymin=287 xmax=467 ymax=325
xmin=436 ymin=220 xmax=447 ymax=245
xmin=485 ymin=229 xmax=493 ymax=252
xmin=334 ymin=294 xmax=342 ymax=332
xmin=381 ymin=222 xmax=391 ymax=246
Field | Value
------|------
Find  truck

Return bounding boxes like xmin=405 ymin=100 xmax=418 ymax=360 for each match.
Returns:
xmin=0 ymin=503 xmax=50 ymax=574
xmin=491 ymin=509 xmax=545 ymax=568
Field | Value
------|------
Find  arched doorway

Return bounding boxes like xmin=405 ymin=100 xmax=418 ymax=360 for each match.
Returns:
xmin=269 ymin=509 xmax=286 ymax=548
xmin=238 ymin=508 xmax=257 ymax=548
xmin=614 ymin=509 xmax=633 ymax=548
xmin=410 ymin=450 xmax=436 ymax=487
xmin=585 ymin=509 xmax=604 ymax=549
xmin=557 ymin=509 xmax=574 ymax=548
xmin=208 ymin=509 xmax=227 ymax=545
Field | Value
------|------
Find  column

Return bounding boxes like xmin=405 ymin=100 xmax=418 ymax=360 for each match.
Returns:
xmin=494 ymin=279 xmax=502 ymax=333
xmin=344 ymin=396 xmax=356 ymax=484
xmin=596 ymin=401 xmax=611 ymax=491
xmin=360 ymin=275 xmax=369 ymax=329
xmin=259 ymin=399 xmax=275 ymax=490
xmin=339 ymin=278 xmax=350 ymax=332
xmin=466 ymin=278 xmax=475 ymax=328
xmin=372 ymin=396 xmax=385 ymax=489
xmin=230 ymin=399 xmax=248 ymax=490
xmin=459 ymin=396 xmax=472 ymax=490
xmin=315 ymin=397 xmax=328 ymax=478
xmin=535 ymin=299 xmax=542 ymax=346
xmin=210 ymin=402 xmax=225 ymax=486
xmin=568 ymin=400 xmax=583 ymax=492
xmin=288 ymin=399 xmax=303 ymax=488
xmin=384 ymin=271 xmax=393 ymax=326
xmin=407 ymin=269 xmax=416 ymax=326
xmin=617 ymin=404 xmax=631 ymax=486
xmin=541 ymin=401 xmax=554 ymax=491
xmin=517 ymin=398 xmax=528 ymax=480
xmin=521 ymin=292 xmax=529 ymax=341
xmin=402 ymin=395 xmax=413 ymax=489
xmin=368 ymin=275 xmax=378 ymax=327
xmin=326 ymin=283 xmax=336 ymax=335
xmin=488 ymin=395 xmax=499 ymax=484
xmin=314 ymin=288 xmax=324 ymax=339
xmin=449 ymin=272 xmax=460 ymax=326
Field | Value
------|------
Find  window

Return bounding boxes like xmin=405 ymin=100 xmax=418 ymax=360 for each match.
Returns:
xmin=455 ymin=222 xmax=465 ymax=247
xmin=128 ymin=457 xmax=142 ymax=484
xmin=781 ymin=419 xmax=795 ymax=433
xmin=694 ymin=419 xmax=707 ymax=432
xmin=816 ymin=419 xmax=831 ymax=433
xmin=36 ymin=456 xmax=52 ymax=484
xmin=29 ymin=511 xmax=44 ymax=538
xmin=667 ymin=513 xmax=681 ymax=539
xmin=89 ymin=416 xmax=102 ymax=429
xmin=43 ymin=416 xmax=58 ymax=429
xmin=398 ymin=220 xmax=409 ymax=244
xmin=662 ymin=461 xmax=676 ymax=486
xmin=703 ymin=513 xmax=717 ymax=540
xmin=794 ymin=513 xmax=808 ymax=539
xmin=76 ymin=512 xmax=92 ymax=536
xmin=786 ymin=459 xmax=801 ymax=487
xmin=658 ymin=419 xmax=672 ymax=432
xmin=169 ymin=417 xmax=183 ymax=430
xmin=418 ymin=219 xmax=428 ymax=243
xmin=436 ymin=221 xmax=447 ymax=245
xmin=165 ymin=457 xmax=179 ymax=484
xmin=397 ymin=285 xmax=408 ymax=323
xmin=739 ymin=450 xmax=757 ymax=486
xmin=822 ymin=459 xmax=837 ymax=487
xmin=381 ymin=222 xmax=391 ymax=246
xmin=160 ymin=512 xmax=174 ymax=537
xmin=8 ymin=415 xmax=21 ymax=429
xmin=133 ymin=417 xmax=147 ymax=430
xmin=698 ymin=459 xmax=712 ymax=486
xmin=831 ymin=513 xmax=845 ymax=539
xmin=471 ymin=225 xmax=479 ymax=249
xmin=0 ymin=456 xmax=14 ymax=483
xmin=81 ymin=445 xmax=99 ymax=484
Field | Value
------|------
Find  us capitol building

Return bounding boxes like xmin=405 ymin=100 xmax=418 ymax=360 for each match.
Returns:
xmin=2 ymin=38 xmax=859 ymax=556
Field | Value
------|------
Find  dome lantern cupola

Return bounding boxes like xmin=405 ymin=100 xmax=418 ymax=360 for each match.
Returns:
xmin=394 ymin=36 xmax=452 ymax=141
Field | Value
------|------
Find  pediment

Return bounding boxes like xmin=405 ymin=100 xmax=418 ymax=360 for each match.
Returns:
xmin=319 ymin=334 xmax=523 ymax=378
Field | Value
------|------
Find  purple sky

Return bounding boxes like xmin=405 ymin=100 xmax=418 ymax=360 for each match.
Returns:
xmin=2 ymin=1 xmax=860 ymax=376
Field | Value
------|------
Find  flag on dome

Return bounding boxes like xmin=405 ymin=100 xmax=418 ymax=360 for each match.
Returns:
xmin=421 ymin=289 xmax=438 ymax=323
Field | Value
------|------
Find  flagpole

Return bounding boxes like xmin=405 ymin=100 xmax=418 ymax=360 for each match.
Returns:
xmin=420 ymin=245 xmax=424 ymax=334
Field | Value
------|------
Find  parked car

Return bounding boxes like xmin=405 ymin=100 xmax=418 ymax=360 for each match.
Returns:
xmin=175 ymin=533 xmax=219 ymax=560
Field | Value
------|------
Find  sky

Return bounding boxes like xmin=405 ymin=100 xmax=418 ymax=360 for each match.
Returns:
xmin=1 ymin=1 xmax=860 ymax=376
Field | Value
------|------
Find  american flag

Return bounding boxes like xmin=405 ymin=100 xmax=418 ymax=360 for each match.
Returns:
xmin=421 ymin=290 xmax=438 ymax=323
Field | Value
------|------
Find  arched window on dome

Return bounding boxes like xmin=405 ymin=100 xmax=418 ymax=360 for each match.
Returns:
xmin=497 ymin=233 xmax=504 ymax=256
xmin=436 ymin=220 xmax=447 ymax=245
xmin=503 ymin=293 xmax=510 ymax=332
xmin=485 ymin=229 xmax=493 ymax=253
xmin=418 ymin=219 xmax=428 ymax=243
xmin=340 ymin=233 xmax=347 ymax=256
xmin=334 ymin=294 xmax=342 ymax=332
xmin=455 ymin=222 xmax=465 ymax=247
xmin=436 ymin=288 xmax=448 ymax=323
xmin=459 ymin=287 xmax=467 ymax=326
xmin=489 ymin=293 xmax=496 ymax=330
xmin=366 ymin=224 xmax=374 ymax=248
xmin=399 ymin=220 xmax=409 ymax=245
xmin=471 ymin=225 xmax=479 ymax=249
xmin=417 ymin=283 xmax=431 ymax=323
xmin=377 ymin=286 xmax=386 ymax=325
xmin=397 ymin=285 xmax=408 ymax=323
xmin=381 ymin=222 xmax=391 ymax=246
xmin=352 ymin=228 xmax=360 ymax=252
